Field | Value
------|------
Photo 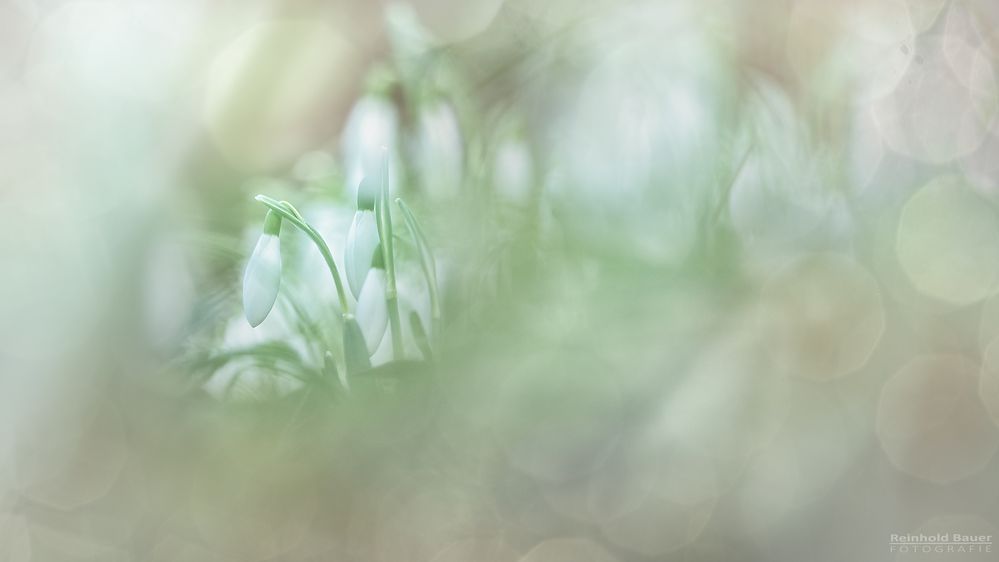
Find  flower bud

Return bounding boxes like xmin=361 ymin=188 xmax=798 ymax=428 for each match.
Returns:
xmin=242 ymin=211 xmax=283 ymax=327
xmin=356 ymin=175 xmax=379 ymax=211
xmin=344 ymin=194 xmax=379 ymax=299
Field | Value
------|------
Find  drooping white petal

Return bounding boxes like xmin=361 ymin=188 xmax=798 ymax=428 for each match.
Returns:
xmin=355 ymin=268 xmax=388 ymax=354
xmin=242 ymin=233 xmax=282 ymax=327
xmin=344 ymin=210 xmax=379 ymax=299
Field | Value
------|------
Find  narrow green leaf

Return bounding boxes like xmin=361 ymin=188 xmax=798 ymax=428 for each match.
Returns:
xmin=409 ymin=311 xmax=433 ymax=362
xmin=324 ymin=350 xmax=349 ymax=391
xmin=396 ymin=197 xmax=441 ymax=329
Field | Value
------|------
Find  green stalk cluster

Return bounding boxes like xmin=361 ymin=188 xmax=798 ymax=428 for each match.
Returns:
xmin=243 ymin=158 xmax=440 ymax=384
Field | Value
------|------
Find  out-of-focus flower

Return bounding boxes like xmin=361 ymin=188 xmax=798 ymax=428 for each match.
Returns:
xmin=242 ymin=211 xmax=283 ymax=328
xmin=414 ymin=98 xmax=463 ymax=199
xmin=492 ymin=130 xmax=535 ymax=205
xmin=341 ymin=82 xmax=399 ymax=197
xmin=547 ymin=37 xmax=726 ymax=265
xmin=355 ymin=247 xmax=388 ymax=354
xmin=728 ymin=76 xmax=854 ymax=272
xmin=345 ymin=177 xmax=381 ymax=298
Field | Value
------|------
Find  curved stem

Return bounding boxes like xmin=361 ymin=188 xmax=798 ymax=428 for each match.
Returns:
xmin=254 ymin=195 xmax=350 ymax=315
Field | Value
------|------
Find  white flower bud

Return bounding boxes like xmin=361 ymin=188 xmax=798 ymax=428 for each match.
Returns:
xmin=242 ymin=212 xmax=282 ymax=328
xmin=344 ymin=208 xmax=379 ymax=299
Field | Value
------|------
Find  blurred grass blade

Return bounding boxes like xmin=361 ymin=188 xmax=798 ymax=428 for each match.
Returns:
xmin=396 ymin=197 xmax=440 ymax=333
xmin=343 ymin=316 xmax=372 ymax=375
xmin=409 ymin=311 xmax=433 ymax=362
xmin=324 ymin=350 xmax=349 ymax=392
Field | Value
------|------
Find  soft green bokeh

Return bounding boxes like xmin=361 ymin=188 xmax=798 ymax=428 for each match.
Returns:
xmin=2 ymin=0 xmax=999 ymax=560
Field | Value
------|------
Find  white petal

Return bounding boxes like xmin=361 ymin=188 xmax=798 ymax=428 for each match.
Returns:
xmin=242 ymin=234 xmax=282 ymax=327
xmin=355 ymin=268 xmax=388 ymax=354
xmin=345 ymin=210 xmax=379 ymax=299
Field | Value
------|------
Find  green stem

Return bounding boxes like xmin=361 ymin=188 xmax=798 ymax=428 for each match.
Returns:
xmin=254 ymin=195 xmax=350 ymax=315
xmin=376 ymin=153 xmax=403 ymax=359
xmin=386 ymin=293 xmax=403 ymax=359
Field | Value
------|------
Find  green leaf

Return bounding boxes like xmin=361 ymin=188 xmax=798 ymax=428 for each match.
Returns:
xmin=396 ymin=197 xmax=441 ymax=328
xmin=324 ymin=350 xmax=349 ymax=391
xmin=409 ymin=311 xmax=433 ymax=361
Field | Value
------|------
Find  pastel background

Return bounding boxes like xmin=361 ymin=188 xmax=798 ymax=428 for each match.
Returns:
xmin=1 ymin=0 xmax=998 ymax=560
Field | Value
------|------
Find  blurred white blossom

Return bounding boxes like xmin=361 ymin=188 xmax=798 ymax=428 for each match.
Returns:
xmin=414 ymin=99 xmax=463 ymax=199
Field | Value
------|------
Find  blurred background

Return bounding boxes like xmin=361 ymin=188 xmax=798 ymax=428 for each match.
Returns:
xmin=2 ymin=0 xmax=999 ymax=560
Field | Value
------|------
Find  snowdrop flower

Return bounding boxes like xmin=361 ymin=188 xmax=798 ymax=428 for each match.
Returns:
xmin=242 ymin=211 xmax=283 ymax=327
xmin=415 ymin=99 xmax=463 ymax=198
xmin=341 ymin=89 xmax=398 ymax=200
xmin=493 ymin=133 xmax=535 ymax=205
xmin=355 ymin=246 xmax=388 ymax=354
xmin=344 ymin=176 xmax=380 ymax=299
